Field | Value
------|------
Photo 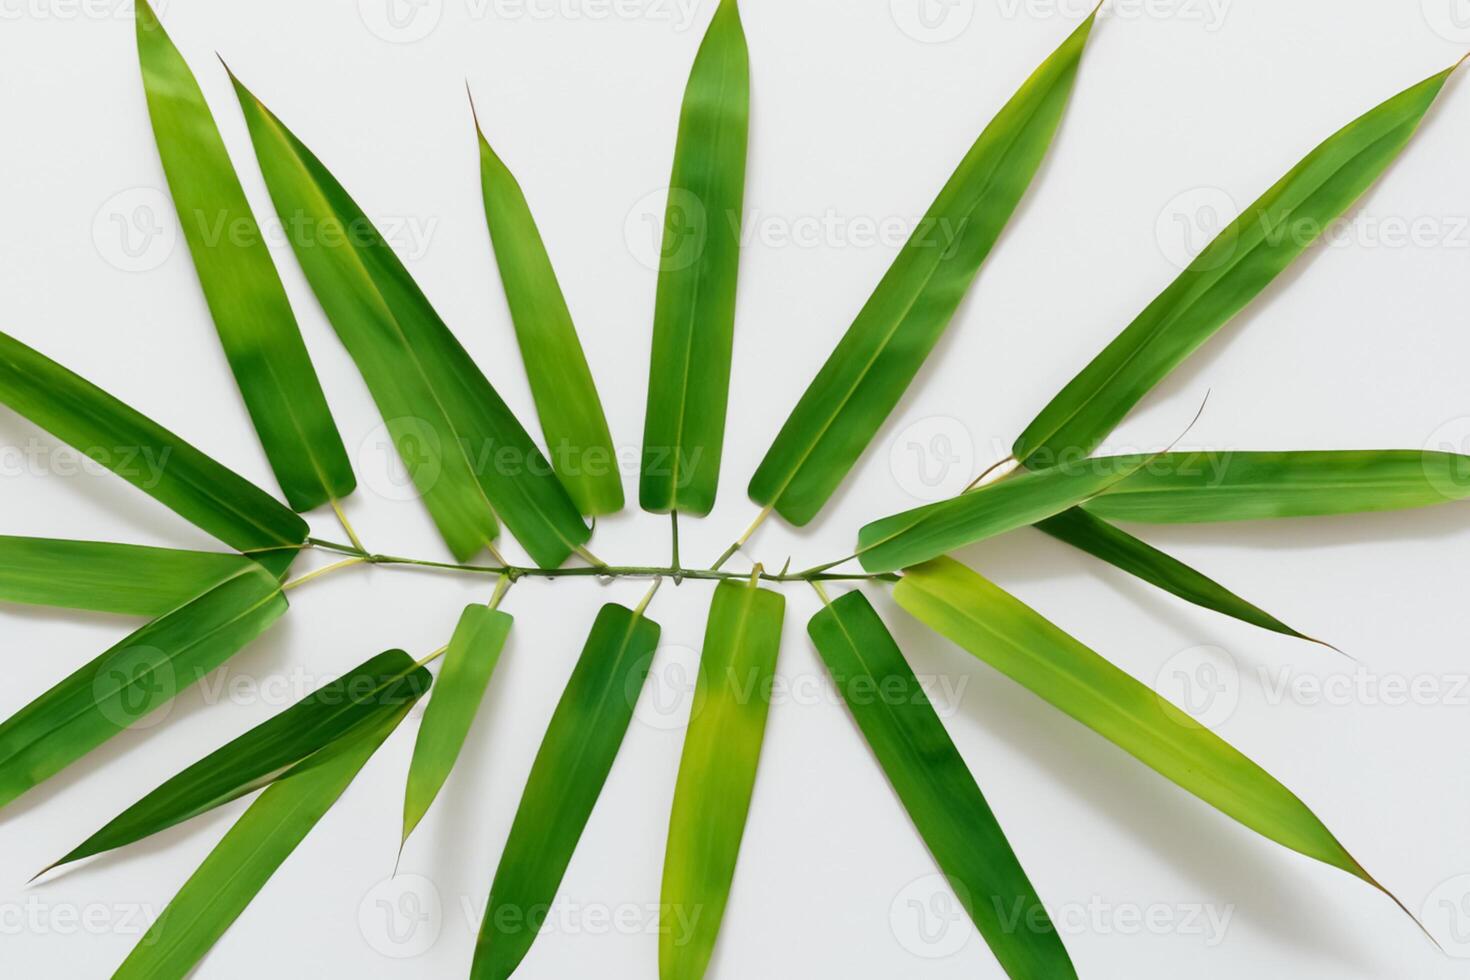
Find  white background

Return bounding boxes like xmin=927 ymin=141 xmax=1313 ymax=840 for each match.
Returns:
xmin=3 ymin=0 xmax=1470 ymax=976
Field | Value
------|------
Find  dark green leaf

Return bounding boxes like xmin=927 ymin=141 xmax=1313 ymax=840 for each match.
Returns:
xmin=1014 ymin=66 xmax=1458 ymax=466
xmin=473 ymin=602 xmax=660 ymax=980
xmin=807 ymin=590 xmax=1074 ymax=980
xmin=135 ymin=0 xmax=354 ymax=513
xmin=47 ymin=650 xmax=428 ymax=873
xmin=476 ymin=113 xmax=624 ymax=517
xmin=113 ymin=704 xmax=411 ymax=980
xmin=640 ymin=0 xmax=749 ymax=516
xmin=0 ymin=330 xmax=308 ymax=553
xmin=1035 ymin=509 xmax=1315 ymax=643
xmin=748 ymin=12 xmax=1098 ymax=526
xmin=661 ymin=579 xmax=783 ymax=980
xmin=0 ymin=564 xmax=287 ymax=810
xmin=231 ymin=74 xmax=589 ymax=567
xmin=1084 ymin=449 xmax=1470 ymax=523
xmin=402 ymin=604 xmax=512 ymax=844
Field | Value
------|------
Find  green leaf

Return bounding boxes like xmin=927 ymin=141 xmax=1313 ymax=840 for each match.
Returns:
xmin=0 ymin=564 xmax=286 ymax=811
xmin=475 ymin=111 xmax=624 ymax=517
xmin=894 ymin=557 xmax=1384 ymax=889
xmin=748 ymin=12 xmax=1098 ymax=526
xmin=0 ymin=536 xmax=288 ymax=617
xmin=855 ymin=453 xmax=1153 ymax=573
xmin=46 ymin=650 xmax=428 ymax=873
xmin=661 ymin=579 xmax=784 ymax=980
xmin=807 ymin=591 xmax=1074 ymax=980
xmin=230 ymin=74 xmax=590 ymax=567
xmin=402 ymin=604 xmax=512 ymax=845
xmin=1083 ymin=449 xmax=1470 ymax=523
xmin=1034 ymin=509 xmax=1316 ymax=643
xmin=113 ymin=704 xmax=411 ymax=980
xmin=1014 ymin=65 xmax=1457 ymax=466
xmin=473 ymin=602 xmax=661 ymax=980
xmin=0 ymin=330 xmax=308 ymax=553
xmin=135 ymin=0 xmax=354 ymax=513
xmin=639 ymin=0 xmax=749 ymax=517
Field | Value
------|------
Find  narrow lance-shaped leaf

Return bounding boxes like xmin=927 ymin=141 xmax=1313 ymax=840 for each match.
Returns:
xmin=46 ymin=650 xmax=429 ymax=874
xmin=0 ymin=564 xmax=287 ymax=811
xmin=894 ymin=558 xmax=1390 ymax=894
xmin=402 ymin=604 xmax=512 ymax=845
xmin=0 ymin=537 xmax=293 ymax=617
xmin=807 ymin=591 xmax=1074 ymax=980
xmin=1083 ymin=449 xmax=1470 ymax=524
xmin=475 ymin=106 xmax=624 ymax=517
xmin=661 ymin=579 xmax=784 ymax=980
xmin=748 ymin=11 xmax=1098 ymax=526
xmin=113 ymin=704 xmax=415 ymax=980
xmin=1034 ymin=509 xmax=1317 ymax=643
xmin=473 ymin=601 xmax=661 ymax=980
xmin=1014 ymin=64 xmax=1459 ymax=466
xmin=231 ymin=74 xmax=590 ymax=567
xmin=135 ymin=0 xmax=354 ymax=513
xmin=855 ymin=451 xmax=1154 ymax=573
xmin=640 ymin=0 xmax=749 ymax=516
xmin=0 ymin=330 xmax=308 ymax=553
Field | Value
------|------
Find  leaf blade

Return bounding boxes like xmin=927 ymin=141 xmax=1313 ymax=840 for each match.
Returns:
xmin=401 ymin=605 xmax=512 ymax=844
xmin=807 ymin=591 xmax=1075 ymax=980
xmin=661 ymin=580 xmax=784 ymax=980
xmin=476 ymin=120 xmax=624 ymax=516
xmin=748 ymin=12 xmax=1097 ymax=526
xmin=0 ymin=564 xmax=287 ymax=811
xmin=472 ymin=603 xmax=660 ymax=980
xmin=640 ymin=0 xmax=749 ymax=516
xmin=0 ymin=330 xmax=308 ymax=553
xmin=1014 ymin=67 xmax=1456 ymax=465
xmin=894 ymin=557 xmax=1372 ymax=883
xmin=135 ymin=0 xmax=354 ymax=513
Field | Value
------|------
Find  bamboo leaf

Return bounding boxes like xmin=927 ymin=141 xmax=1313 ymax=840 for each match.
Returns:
xmin=135 ymin=0 xmax=354 ymax=513
xmin=0 ymin=564 xmax=287 ymax=810
xmin=230 ymin=74 xmax=590 ymax=567
xmin=472 ymin=602 xmax=660 ymax=980
xmin=0 ymin=537 xmax=291 ymax=617
xmin=1035 ymin=509 xmax=1316 ymax=643
xmin=1014 ymin=65 xmax=1458 ymax=466
xmin=401 ymin=604 xmax=512 ymax=845
xmin=894 ymin=557 xmax=1385 ymax=890
xmin=661 ymin=579 xmax=784 ymax=980
xmin=0 ymin=330 xmax=308 ymax=553
xmin=639 ymin=0 xmax=749 ymax=517
xmin=855 ymin=453 xmax=1153 ymax=573
xmin=47 ymin=650 xmax=429 ymax=873
xmin=113 ymin=704 xmax=412 ymax=980
xmin=1083 ymin=449 xmax=1470 ymax=523
xmin=475 ymin=110 xmax=624 ymax=517
xmin=807 ymin=591 xmax=1074 ymax=980
xmin=748 ymin=12 xmax=1098 ymax=526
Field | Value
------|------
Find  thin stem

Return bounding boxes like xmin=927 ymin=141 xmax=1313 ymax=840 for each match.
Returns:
xmin=282 ymin=556 xmax=367 ymax=592
xmin=414 ymin=644 xmax=450 ymax=670
xmin=574 ymin=544 xmax=606 ymax=568
xmin=670 ymin=512 xmax=682 ymax=583
xmin=634 ymin=576 xmax=663 ymax=617
xmin=809 ymin=580 xmax=833 ymax=606
xmin=488 ymin=574 xmax=513 ymax=609
xmin=330 ymin=499 xmax=366 ymax=553
xmin=710 ymin=504 xmax=773 ymax=571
